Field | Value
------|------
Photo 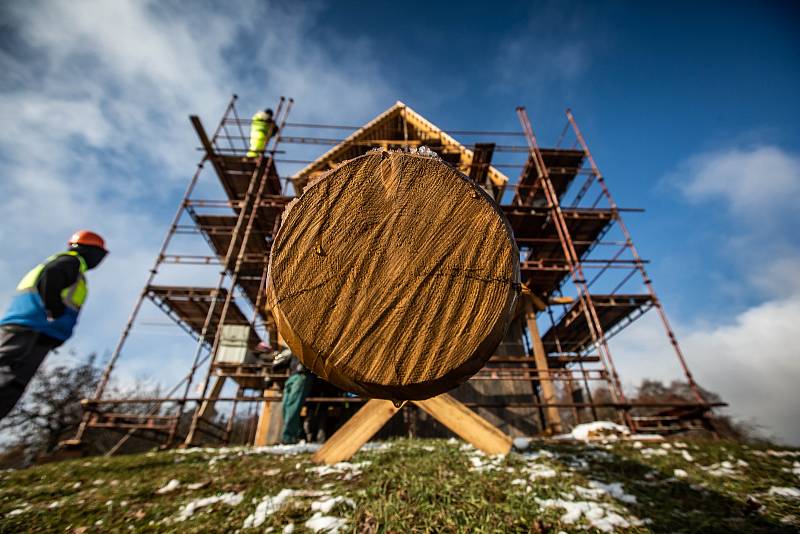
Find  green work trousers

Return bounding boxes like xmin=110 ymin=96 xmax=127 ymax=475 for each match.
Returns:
xmin=281 ymin=373 xmax=313 ymax=444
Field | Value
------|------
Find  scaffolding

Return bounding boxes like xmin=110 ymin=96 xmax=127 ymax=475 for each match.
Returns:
xmin=69 ymin=95 xmax=722 ymax=453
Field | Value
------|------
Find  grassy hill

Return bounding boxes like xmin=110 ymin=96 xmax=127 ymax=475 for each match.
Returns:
xmin=1 ymin=438 xmax=798 ymax=533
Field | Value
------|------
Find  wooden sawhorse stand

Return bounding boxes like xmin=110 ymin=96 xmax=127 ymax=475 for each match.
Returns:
xmin=313 ymin=392 xmax=512 ymax=464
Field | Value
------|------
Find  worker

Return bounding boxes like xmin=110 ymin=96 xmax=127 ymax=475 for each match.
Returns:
xmin=246 ymin=108 xmax=278 ymax=158
xmin=0 ymin=231 xmax=108 ymax=420
xmin=270 ymin=345 xmax=313 ymax=444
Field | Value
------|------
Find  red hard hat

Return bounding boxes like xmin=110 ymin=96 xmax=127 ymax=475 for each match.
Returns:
xmin=68 ymin=230 xmax=107 ymax=251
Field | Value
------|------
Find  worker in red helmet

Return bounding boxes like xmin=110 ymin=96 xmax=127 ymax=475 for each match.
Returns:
xmin=0 ymin=231 xmax=108 ymax=419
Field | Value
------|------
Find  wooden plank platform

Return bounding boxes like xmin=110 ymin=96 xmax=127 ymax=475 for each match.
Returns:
xmin=541 ymin=294 xmax=653 ymax=354
xmin=146 ymin=285 xmax=260 ymax=347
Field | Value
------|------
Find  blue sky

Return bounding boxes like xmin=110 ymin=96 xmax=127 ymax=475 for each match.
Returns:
xmin=1 ymin=1 xmax=798 ymax=442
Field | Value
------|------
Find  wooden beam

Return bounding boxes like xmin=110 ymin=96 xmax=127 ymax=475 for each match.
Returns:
xmin=312 ymin=399 xmax=400 ymax=464
xmin=413 ymin=394 xmax=512 ymax=455
xmin=253 ymin=389 xmax=281 ymax=446
xmin=524 ymin=299 xmax=563 ymax=434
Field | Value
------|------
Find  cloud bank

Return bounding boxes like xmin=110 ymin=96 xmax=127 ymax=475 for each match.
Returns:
xmin=614 ymin=145 xmax=800 ymax=444
xmin=0 ymin=0 xmax=390 ymax=388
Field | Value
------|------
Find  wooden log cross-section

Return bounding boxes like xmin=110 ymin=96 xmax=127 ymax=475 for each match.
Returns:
xmin=267 ymin=150 xmax=520 ymax=461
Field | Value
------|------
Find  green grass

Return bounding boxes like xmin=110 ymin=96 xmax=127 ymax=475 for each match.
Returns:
xmin=0 ymin=439 xmax=798 ymax=533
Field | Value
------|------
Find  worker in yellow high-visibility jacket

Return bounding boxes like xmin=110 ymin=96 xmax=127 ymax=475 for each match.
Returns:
xmin=0 ymin=231 xmax=108 ymax=420
xmin=246 ymin=108 xmax=279 ymax=158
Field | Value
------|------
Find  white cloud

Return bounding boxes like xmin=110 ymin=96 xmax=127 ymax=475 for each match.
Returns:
xmin=0 ymin=0 xmax=390 ymax=392
xmin=673 ymin=144 xmax=800 ymax=298
xmin=491 ymin=2 xmax=598 ymax=95
xmin=677 ymin=145 xmax=800 ymax=215
xmin=612 ymin=298 xmax=800 ymax=445
xmin=611 ymin=143 xmax=800 ymax=445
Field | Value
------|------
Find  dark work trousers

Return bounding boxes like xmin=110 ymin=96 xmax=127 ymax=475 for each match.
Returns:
xmin=0 ymin=325 xmax=60 ymax=420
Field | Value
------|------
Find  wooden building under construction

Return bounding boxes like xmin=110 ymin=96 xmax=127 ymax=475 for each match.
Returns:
xmin=70 ymin=96 xmax=721 ymax=453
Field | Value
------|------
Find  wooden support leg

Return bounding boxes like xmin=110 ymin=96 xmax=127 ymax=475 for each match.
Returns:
xmin=413 ymin=393 xmax=512 ymax=455
xmin=524 ymin=302 xmax=563 ymax=434
xmin=313 ymin=393 xmax=512 ymax=464
xmin=312 ymin=399 xmax=400 ymax=464
xmin=254 ymin=388 xmax=281 ymax=446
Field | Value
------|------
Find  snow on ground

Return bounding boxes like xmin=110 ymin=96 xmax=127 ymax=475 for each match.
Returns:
xmin=243 ymin=489 xmax=304 ymax=529
xmin=535 ymin=498 xmax=633 ymax=533
xmin=310 ymin=495 xmax=355 ymax=514
xmin=583 ymin=481 xmax=637 ymax=504
xmin=306 ymin=461 xmax=370 ymax=480
xmin=305 ymin=512 xmax=347 ymax=533
xmin=173 ymin=492 xmax=244 ymax=522
xmin=155 ymin=479 xmax=180 ymax=494
xmin=467 ymin=453 xmax=505 ymax=473
xmin=565 ymin=421 xmax=631 ymax=442
xmin=768 ymin=486 xmax=800 ymax=499
xmin=173 ymin=443 xmax=322 ymax=458
xmin=242 ymin=489 xmax=353 ymax=531
xmin=700 ymin=461 xmax=740 ymax=477
xmin=5 ymin=505 xmax=30 ymax=517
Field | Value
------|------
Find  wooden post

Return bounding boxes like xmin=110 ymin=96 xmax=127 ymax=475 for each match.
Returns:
xmin=254 ymin=388 xmax=281 ymax=446
xmin=524 ymin=298 xmax=563 ymax=434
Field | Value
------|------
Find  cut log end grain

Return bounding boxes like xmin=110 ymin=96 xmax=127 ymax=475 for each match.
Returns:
xmin=267 ymin=151 xmax=520 ymax=400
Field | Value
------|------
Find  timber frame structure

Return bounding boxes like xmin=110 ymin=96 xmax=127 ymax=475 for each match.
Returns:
xmin=68 ymin=95 xmax=722 ymax=454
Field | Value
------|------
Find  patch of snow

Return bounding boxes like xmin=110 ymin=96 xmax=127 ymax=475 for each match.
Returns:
xmin=243 ymin=489 xmax=331 ymax=529
xmin=632 ymin=441 xmax=642 ymax=449
xmin=305 ymin=512 xmax=346 ymax=533
xmin=510 ymin=479 xmax=527 ymax=486
xmin=306 ymin=461 xmax=370 ymax=480
xmin=526 ymin=464 xmax=557 ymax=480
xmin=173 ymin=443 xmax=322 ymax=460
xmin=6 ymin=505 xmax=30 ymax=517
xmin=701 ymin=461 xmax=739 ymax=477
xmin=513 ymin=437 xmax=533 ymax=450
xmin=283 ymin=524 xmax=295 ymax=533
xmin=310 ymin=496 xmax=355 ymax=514
xmin=586 ymin=481 xmax=637 ymax=504
xmin=536 ymin=498 xmax=630 ymax=532
xmin=681 ymin=450 xmax=695 ymax=462
xmin=156 ymin=479 xmax=181 ymax=494
xmin=674 ymin=442 xmax=688 ymax=448
xmin=468 ymin=454 xmax=504 ymax=473
xmin=174 ymin=492 xmax=243 ymax=522
xmin=766 ymin=450 xmax=800 ymax=458
xmin=736 ymin=459 xmax=749 ymax=467
xmin=523 ymin=448 xmax=556 ymax=461
xmin=641 ymin=448 xmax=668 ymax=457
xmin=661 ymin=443 xmax=672 ymax=449
xmin=564 ymin=421 xmax=631 ymax=442
xmin=360 ymin=442 xmax=393 ymax=452
xmin=187 ymin=481 xmax=209 ymax=490
xmin=674 ymin=469 xmax=688 ymax=478
xmin=243 ymin=489 xmax=297 ymax=529
xmin=71 ymin=481 xmax=81 ymax=489
xmin=47 ymin=501 xmax=62 ymax=509
xmin=768 ymin=486 xmax=800 ymax=499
